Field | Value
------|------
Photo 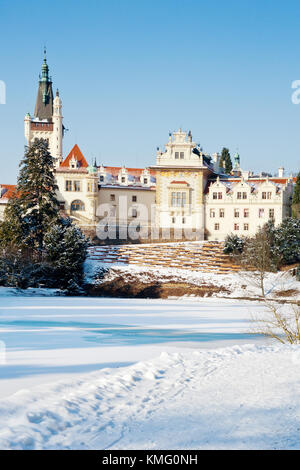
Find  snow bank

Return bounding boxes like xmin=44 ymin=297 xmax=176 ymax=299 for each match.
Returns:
xmin=86 ymin=259 xmax=300 ymax=300
xmin=0 ymin=344 xmax=300 ymax=450
xmin=0 ymin=287 xmax=59 ymax=297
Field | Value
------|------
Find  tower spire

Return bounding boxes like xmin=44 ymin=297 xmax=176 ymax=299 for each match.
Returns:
xmin=34 ymin=47 xmax=53 ymax=120
xmin=41 ymin=47 xmax=49 ymax=83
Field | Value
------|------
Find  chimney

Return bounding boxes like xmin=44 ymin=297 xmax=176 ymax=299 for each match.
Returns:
xmin=278 ymin=167 xmax=284 ymax=178
xmin=242 ymin=170 xmax=250 ymax=180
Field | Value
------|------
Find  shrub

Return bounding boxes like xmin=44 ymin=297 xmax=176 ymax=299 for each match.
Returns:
xmin=223 ymin=234 xmax=245 ymax=255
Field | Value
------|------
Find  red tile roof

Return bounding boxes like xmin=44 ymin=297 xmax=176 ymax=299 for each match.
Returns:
xmin=0 ymin=184 xmax=17 ymax=199
xmin=103 ymin=166 xmax=155 ymax=177
xmin=227 ymin=177 xmax=296 ymax=184
xmin=60 ymin=144 xmax=89 ymax=168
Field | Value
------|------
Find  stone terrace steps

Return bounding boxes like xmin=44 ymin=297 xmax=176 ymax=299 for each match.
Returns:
xmin=88 ymin=241 xmax=244 ymax=273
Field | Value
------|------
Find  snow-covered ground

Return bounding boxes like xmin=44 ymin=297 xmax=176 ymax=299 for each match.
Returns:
xmin=85 ymin=258 xmax=300 ymax=300
xmin=0 ymin=289 xmax=299 ymax=449
xmin=0 ymin=293 xmax=268 ymax=399
xmin=0 ymin=343 xmax=300 ymax=449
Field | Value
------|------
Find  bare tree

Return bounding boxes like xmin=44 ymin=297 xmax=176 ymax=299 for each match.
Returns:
xmin=235 ymin=227 xmax=278 ymax=297
xmin=251 ymin=301 xmax=300 ymax=344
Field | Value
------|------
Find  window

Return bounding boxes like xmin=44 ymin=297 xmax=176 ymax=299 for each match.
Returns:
xmin=87 ymin=182 xmax=97 ymax=192
xmin=65 ymin=180 xmax=72 ymax=191
xmin=121 ymin=177 xmax=126 ymax=183
xmin=171 ymin=192 xmax=176 ymax=207
xmin=243 ymin=192 xmax=247 ymax=199
xmin=219 ymin=209 xmax=225 ymax=218
xmin=110 ymin=194 xmax=115 ymax=201
xmin=99 ymin=175 xmax=104 ymax=182
xmin=171 ymin=192 xmax=186 ymax=207
xmin=172 ymin=217 xmax=176 ymax=224
xmin=237 ymin=192 xmax=242 ymax=200
xmin=71 ymin=200 xmax=85 ymax=211
xmin=174 ymin=152 xmax=184 ymax=159
xmin=182 ymin=217 xmax=186 ymax=224
xmin=234 ymin=209 xmax=239 ymax=218
xmin=262 ymin=191 xmax=272 ymax=200
xmin=143 ymin=178 xmax=148 ymax=184
xmin=132 ymin=195 xmax=137 ymax=202
xmin=210 ymin=209 xmax=215 ymax=218
xmin=259 ymin=208 xmax=265 ymax=218
xmin=269 ymin=209 xmax=275 ymax=219
xmin=244 ymin=223 xmax=249 ymax=231
xmin=213 ymin=192 xmax=217 ymax=200
xmin=74 ymin=181 xmax=81 ymax=192
xmin=214 ymin=223 xmax=220 ymax=231
xmin=132 ymin=208 xmax=137 ymax=218
xmin=234 ymin=223 xmax=239 ymax=231
xmin=244 ymin=208 xmax=249 ymax=218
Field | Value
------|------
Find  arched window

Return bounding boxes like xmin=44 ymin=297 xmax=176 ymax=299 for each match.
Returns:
xmin=71 ymin=200 xmax=85 ymax=212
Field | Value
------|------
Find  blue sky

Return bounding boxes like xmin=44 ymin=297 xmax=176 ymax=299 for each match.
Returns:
xmin=1 ymin=0 xmax=300 ymax=183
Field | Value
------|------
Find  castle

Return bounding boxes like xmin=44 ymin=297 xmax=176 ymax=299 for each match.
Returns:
xmin=0 ymin=54 xmax=295 ymax=242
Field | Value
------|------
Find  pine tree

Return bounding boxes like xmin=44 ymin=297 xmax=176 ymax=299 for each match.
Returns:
xmin=0 ymin=139 xmax=60 ymax=252
xmin=292 ymin=172 xmax=300 ymax=218
xmin=44 ymin=218 xmax=88 ymax=288
xmin=219 ymin=154 xmax=225 ymax=171
xmin=292 ymin=172 xmax=300 ymax=204
xmin=220 ymin=148 xmax=232 ymax=174
xmin=0 ymin=192 xmax=26 ymax=251
xmin=274 ymin=217 xmax=300 ymax=265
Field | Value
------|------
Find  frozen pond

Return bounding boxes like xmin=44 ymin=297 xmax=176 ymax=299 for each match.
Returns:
xmin=0 ymin=294 xmax=267 ymax=399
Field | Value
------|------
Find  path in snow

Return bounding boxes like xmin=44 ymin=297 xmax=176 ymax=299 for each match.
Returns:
xmin=0 ymin=295 xmax=268 ymax=398
xmin=0 ymin=344 xmax=299 ymax=450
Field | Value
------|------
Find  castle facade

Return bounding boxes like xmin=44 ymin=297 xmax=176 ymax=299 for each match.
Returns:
xmin=0 ymin=56 xmax=295 ymax=242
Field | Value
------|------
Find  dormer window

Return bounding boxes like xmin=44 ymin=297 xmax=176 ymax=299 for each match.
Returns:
xmin=121 ymin=177 xmax=126 ymax=183
xmin=69 ymin=155 xmax=78 ymax=169
xmin=144 ymin=178 xmax=148 ymax=184
xmin=175 ymin=152 xmax=184 ymax=159
xmin=262 ymin=191 xmax=272 ymax=200
xmin=99 ymin=175 xmax=104 ymax=182
xmin=237 ymin=191 xmax=247 ymax=199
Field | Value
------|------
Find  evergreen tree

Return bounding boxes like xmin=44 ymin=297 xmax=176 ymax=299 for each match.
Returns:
xmin=292 ymin=172 xmax=300 ymax=204
xmin=292 ymin=172 xmax=300 ymax=218
xmin=44 ymin=218 xmax=89 ymax=288
xmin=0 ymin=192 xmax=26 ymax=251
xmin=220 ymin=148 xmax=232 ymax=174
xmin=0 ymin=139 xmax=60 ymax=252
xmin=273 ymin=217 xmax=300 ymax=265
xmin=219 ymin=154 xmax=225 ymax=171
